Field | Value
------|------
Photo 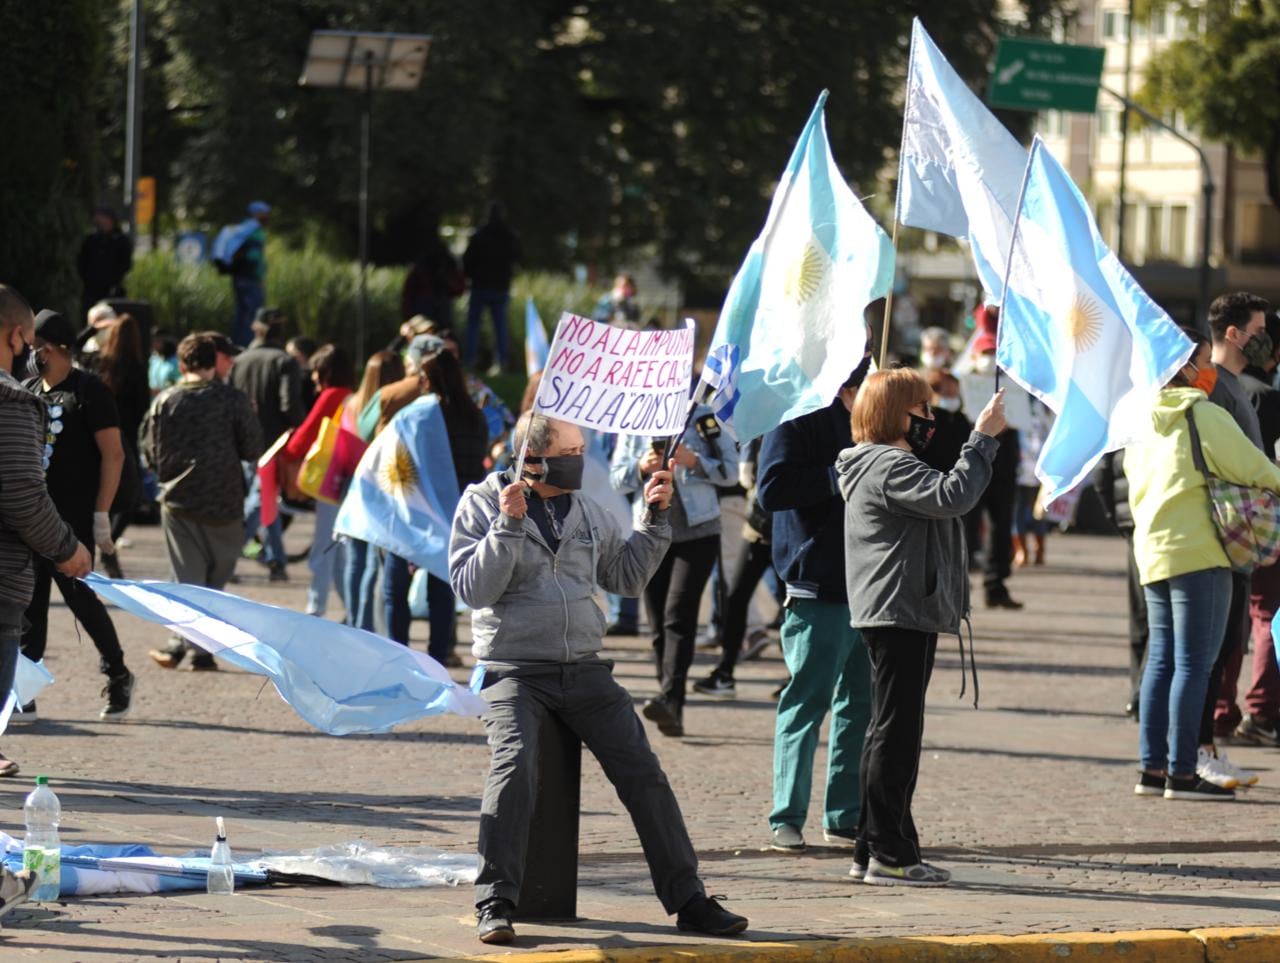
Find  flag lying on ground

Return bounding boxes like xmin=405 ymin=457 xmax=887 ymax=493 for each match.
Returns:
xmin=706 ymin=90 xmax=894 ymax=441
xmin=896 ymin=18 xmax=1027 ymax=299
xmin=334 ymin=395 xmax=459 ymax=582
xmin=86 ymin=574 xmax=487 ymax=734
xmin=0 ymin=656 xmax=54 ymax=735
xmin=998 ymin=136 xmax=1194 ymax=499
xmin=525 ymin=298 xmax=549 ymax=376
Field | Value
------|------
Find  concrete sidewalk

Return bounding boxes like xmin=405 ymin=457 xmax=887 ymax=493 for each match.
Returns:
xmin=1 ymin=523 xmax=1278 ymax=961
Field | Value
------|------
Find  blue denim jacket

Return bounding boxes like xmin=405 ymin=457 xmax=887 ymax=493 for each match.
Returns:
xmin=608 ymin=405 xmax=739 ymax=527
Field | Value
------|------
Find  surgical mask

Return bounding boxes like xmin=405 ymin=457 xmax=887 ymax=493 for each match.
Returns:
xmin=935 ymin=395 xmax=962 ymax=413
xmin=906 ymin=413 xmax=936 ymax=455
xmin=523 ymin=454 xmax=585 ymax=491
xmin=972 ymin=354 xmax=995 ymax=375
xmin=1188 ymin=363 xmax=1218 ymax=396
xmin=1243 ymin=332 xmax=1273 ymax=369
xmin=922 ymin=351 xmax=949 ymax=370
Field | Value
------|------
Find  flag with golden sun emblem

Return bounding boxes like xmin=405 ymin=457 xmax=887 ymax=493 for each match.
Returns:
xmin=704 ymin=90 xmax=895 ymax=441
xmin=334 ymin=395 xmax=461 ymax=582
xmin=997 ymin=136 xmax=1194 ymax=499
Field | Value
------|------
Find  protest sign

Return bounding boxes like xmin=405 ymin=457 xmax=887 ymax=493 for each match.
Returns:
xmin=533 ymin=313 xmax=695 ymax=436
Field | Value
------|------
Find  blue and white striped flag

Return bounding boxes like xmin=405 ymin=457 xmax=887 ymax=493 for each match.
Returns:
xmin=525 ymin=298 xmax=549 ymax=376
xmin=998 ymin=136 xmax=1195 ymax=498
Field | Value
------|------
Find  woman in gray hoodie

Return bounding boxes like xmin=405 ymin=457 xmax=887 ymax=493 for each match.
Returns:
xmin=836 ymin=367 xmax=1005 ymax=886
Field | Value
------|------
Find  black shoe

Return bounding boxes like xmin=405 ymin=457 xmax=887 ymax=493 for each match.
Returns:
xmin=11 ymin=701 xmax=36 ymax=723
xmin=100 ymin=669 xmax=136 ymax=721
xmin=476 ymin=898 xmax=515 ymax=944
xmin=189 ymin=655 xmax=218 ymax=672
xmin=676 ymin=894 xmax=749 ymax=936
xmin=985 ymin=592 xmax=1024 ymax=610
xmin=605 ymin=621 xmax=639 ymax=637
xmin=100 ymin=552 xmax=124 ymax=580
xmin=1164 ymin=774 xmax=1235 ymax=801
xmin=267 ymin=563 xmax=289 ymax=583
xmin=1134 ymin=769 xmax=1164 ymax=797
xmin=692 ymin=673 xmax=736 ymax=700
xmin=641 ymin=697 xmax=684 ymax=737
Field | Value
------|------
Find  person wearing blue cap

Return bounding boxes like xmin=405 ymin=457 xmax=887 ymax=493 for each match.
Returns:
xmin=229 ymin=202 xmax=271 ymax=346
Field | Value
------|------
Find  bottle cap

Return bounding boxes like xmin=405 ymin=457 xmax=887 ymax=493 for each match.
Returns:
xmin=35 ymin=776 xmax=48 ymax=785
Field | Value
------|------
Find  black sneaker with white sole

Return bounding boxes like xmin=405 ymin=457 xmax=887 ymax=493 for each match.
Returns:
xmin=100 ymin=669 xmax=136 ymax=721
xmin=1164 ymin=774 xmax=1235 ymax=801
xmin=692 ymin=673 xmax=736 ymax=700
xmin=1134 ymin=770 xmax=1164 ymax=797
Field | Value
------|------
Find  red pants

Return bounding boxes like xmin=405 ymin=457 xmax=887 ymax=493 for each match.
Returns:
xmin=1217 ymin=562 xmax=1280 ymax=728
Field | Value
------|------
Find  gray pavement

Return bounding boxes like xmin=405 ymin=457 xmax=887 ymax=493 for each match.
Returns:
xmin=2 ymin=519 xmax=1279 ymax=961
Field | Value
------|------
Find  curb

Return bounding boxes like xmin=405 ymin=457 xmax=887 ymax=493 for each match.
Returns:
xmin=467 ymin=926 xmax=1280 ymax=962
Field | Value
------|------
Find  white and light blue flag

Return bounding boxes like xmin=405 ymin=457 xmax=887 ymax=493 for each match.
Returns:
xmin=85 ymin=574 xmax=487 ymax=734
xmin=998 ymin=136 xmax=1195 ymax=499
xmin=706 ymin=90 xmax=894 ymax=441
xmin=525 ymin=298 xmax=549 ymax=376
xmin=334 ymin=394 xmax=460 ymax=581
xmin=897 ymin=18 xmax=1027 ymax=298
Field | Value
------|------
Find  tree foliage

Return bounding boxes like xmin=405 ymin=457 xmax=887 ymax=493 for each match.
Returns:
xmin=1138 ymin=0 xmax=1280 ymax=209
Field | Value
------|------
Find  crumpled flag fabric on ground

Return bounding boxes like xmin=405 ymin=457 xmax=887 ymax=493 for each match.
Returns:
xmin=84 ymin=573 xmax=487 ymax=735
xmin=0 ymin=656 xmax=54 ymax=735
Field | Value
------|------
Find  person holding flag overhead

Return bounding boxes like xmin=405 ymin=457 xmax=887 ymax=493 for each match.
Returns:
xmin=450 ymin=411 xmax=748 ymax=944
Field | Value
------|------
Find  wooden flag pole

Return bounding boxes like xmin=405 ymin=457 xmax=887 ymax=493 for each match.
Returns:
xmin=878 ymin=217 xmax=901 ymax=370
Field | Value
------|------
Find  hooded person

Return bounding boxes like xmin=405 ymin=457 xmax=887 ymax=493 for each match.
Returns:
xmin=836 ymin=367 xmax=1006 ymax=886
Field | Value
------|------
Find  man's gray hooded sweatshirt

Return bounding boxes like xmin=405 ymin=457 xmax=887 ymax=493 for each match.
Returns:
xmin=450 ymin=471 xmax=671 ymax=663
xmin=835 ymin=431 xmax=998 ymax=637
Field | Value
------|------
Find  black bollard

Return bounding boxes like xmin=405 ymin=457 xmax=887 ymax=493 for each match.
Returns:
xmin=514 ymin=711 xmax=582 ymax=921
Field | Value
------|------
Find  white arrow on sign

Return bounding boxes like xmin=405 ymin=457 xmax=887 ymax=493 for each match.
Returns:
xmin=996 ymin=60 xmax=1025 ymax=86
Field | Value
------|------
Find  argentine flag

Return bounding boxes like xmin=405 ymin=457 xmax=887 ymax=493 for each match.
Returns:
xmin=525 ymin=298 xmax=549 ymax=376
xmin=334 ymin=394 xmax=461 ymax=581
xmin=998 ymin=137 xmax=1194 ymax=499
xmin=706 ymin=90 xmax=894 ymax=442
xmin=896 ymin=18 xmax=1027 ymax=299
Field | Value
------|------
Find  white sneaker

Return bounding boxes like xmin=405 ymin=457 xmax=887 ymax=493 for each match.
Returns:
xmin=1216 ymin=750 xmax=1259 ymax=788
xmin=1197 ymin=747 xmax=1240 ymax=789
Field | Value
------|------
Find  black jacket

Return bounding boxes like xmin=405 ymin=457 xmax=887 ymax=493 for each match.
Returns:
xmin=228 ymin=340 xmax=306 ymax=447
xmin=757 ymin=397 xmax=850 ymax=603
xmin=77 ymin=229 xmax=132 ymax=304
xmin=462 ymin=220 xmax=521 ymax=291
xmin=1240 ymin=366 xmax=1280 ymax=459
xmin=1092 ymin=449 xmax=1132 ymax=535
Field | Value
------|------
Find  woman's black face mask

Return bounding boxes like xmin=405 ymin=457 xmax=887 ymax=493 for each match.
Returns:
xmin=523 ymin=454 xmax=585 ymax=490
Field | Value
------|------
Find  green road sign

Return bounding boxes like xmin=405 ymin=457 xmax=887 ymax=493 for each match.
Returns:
xmin=988 ymin=36 xmax=1105 ymax=113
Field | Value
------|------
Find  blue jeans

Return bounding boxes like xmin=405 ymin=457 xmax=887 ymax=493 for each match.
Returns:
xmin=383 ymin=554 xmax=456 ymax=662
xmin=243 ymin=471 xmax=285 ymax=567
xmin=464 ymin=289 xmax=510 ymax=368
xmin=306 ymin=500 xmax=340 ymax=616
xmin=232 ymin=276 xmax=264 ymax=347
xmin=342 ymin=539 xmax=380 ymax=632
xmin=1140 ymin=567 xmax=1232 ymax=776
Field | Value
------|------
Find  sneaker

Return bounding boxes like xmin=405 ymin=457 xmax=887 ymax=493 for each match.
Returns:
xmin=692 ymin=673 xmax=736 ymax=700
xmin=641 ymin=697 xmax=683 ymax=737
xmin=0 ymin=866 xmax=35 ymax=922
xmin=267 ymin=563 xmax=289 ymax=582
xmin=1196 ymin=747 xmax=1240 ymax=789
xmin=11 ymin=702 xmax=36 ymax=723
xmin=848 ymin=858 xmax=869 ymax=881
xmin=1164 ymin=774 xmax=1235 ymax=801
xmin=742 ymin=629 xmax=772 ymax=662
xmin=100 ymin=552 xmax=124 ymax=580
xmin=770 ymin=824 xmax=805 ymax=852
xmin=475 ymin=897 xmax=515 ymax=945
xmin=1235 ymin=714 xmax=1280 ymax=748
xmin=1134 ymin=770 xmax=1165 ymax=796
xmin=189 ymin=656 xmax=218 ymax=672
xmin=985 ymin=592 xmax=1024 ymax=611
xmin=1216 ymin=751 xmax=1259 ymax=788
xmin=604 ymin=621 xmax=639 ymax=637
xmin=864 ymin=857 xmax=952 ymax=887
xmin=99 ymin=670 xmax=136 ymax=721
xmin=676 ymin=894 xmax=748 ymax=936
xmin=822 ymin=828 xmax=858 ymax=848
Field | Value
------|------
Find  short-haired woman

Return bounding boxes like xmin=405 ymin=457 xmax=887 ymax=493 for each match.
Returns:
xmin=837 ymin=368 xmax=1006 ymax=886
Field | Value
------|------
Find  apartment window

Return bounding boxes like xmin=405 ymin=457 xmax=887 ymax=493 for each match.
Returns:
xmin=1151 ymin=10 xmax=1169 ymax=37
xmin=1147 ymin=205 xmax=1166 ymax=259
xmin=1037 ymin=110 xmax=1065 ymax=137
xmin=1102 ymin=10 xmax=1126 ymax=40
xmin=1098 ymin=108 xmax=1122 ymax=137
xmin=1240 ymin=203 xmax=1280 ymax=265
xmin=1169 ymin=205 xmax=1189 ymax=262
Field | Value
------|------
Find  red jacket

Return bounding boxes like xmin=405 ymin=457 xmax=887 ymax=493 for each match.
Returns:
xmin=285 ymin=386 xmax=350 ymax=461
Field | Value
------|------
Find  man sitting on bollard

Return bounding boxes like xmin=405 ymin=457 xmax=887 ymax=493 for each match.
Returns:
xmin=449 ymin=411 xmax=749 ymax=946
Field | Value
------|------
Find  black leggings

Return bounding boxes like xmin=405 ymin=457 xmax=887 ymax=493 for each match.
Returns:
xmin=21 ymin=548 xmax=127 ymax=678
xmin=714 ymin=537 xmax=774 ymax=678
xmin=643 ymin=534 xmax=719 ymax=709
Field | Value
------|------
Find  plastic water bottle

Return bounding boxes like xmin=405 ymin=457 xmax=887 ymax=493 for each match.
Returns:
xmin=23 ymin=776 xmax=61 ymax=903
xmin=207 ymin=816 xmax=234 ymax=895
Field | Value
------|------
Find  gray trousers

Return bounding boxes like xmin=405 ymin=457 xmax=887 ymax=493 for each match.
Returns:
xmin=476 ymin=660 xmax=703 ymax=914
xmin=162 ymin=508 xmax=242 ymax=590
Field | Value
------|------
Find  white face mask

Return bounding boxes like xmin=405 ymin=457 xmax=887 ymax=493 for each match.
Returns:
xmin=922 ymin=352 xmax=949 ymax=370
xmin=935 ymin=395 xmax=962 ymax=413
xmin=972 ymin=354 xmax=996 ymax=374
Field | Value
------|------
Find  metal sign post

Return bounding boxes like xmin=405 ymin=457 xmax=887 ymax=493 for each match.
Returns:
xmin=300 ymin=31 xmax=431 ymax=364
xmin=988 ymin=37 xmax=1105 ymax=114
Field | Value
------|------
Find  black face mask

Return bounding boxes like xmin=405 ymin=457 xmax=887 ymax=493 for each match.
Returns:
xmin=906 ymin=413 xmax=936 ymax=455
xmin=10 ymin=337 xmax=36 ymax=379
xmin=523 ymin=454 xmax=585 ymax=491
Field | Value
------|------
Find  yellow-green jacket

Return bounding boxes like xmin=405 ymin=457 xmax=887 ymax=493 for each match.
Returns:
xmin=1125 ymin=387 xmax=1280 ymax=585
